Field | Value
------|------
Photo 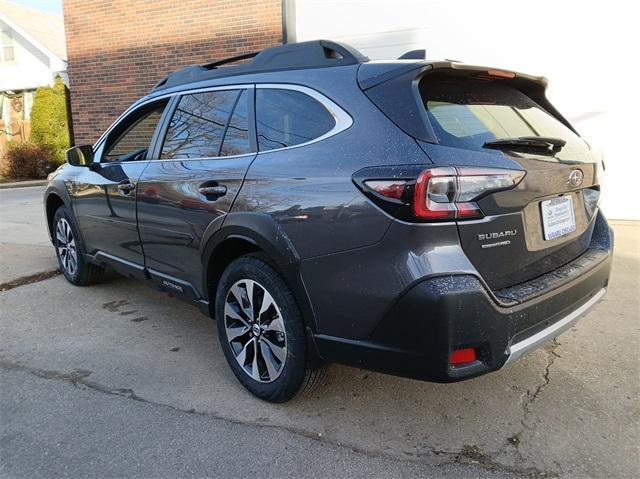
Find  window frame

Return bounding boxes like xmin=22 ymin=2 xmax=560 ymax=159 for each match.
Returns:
xmin=93 ymin=83 xmax=352 ymax=164
xmin=0 ymin=29 xmax=15 ymax=63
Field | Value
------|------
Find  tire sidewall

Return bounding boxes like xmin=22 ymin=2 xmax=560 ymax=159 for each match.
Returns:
xmin=215 ymin=256 xmax=306 ymax=402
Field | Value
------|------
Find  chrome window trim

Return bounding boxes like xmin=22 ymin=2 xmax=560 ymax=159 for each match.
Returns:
xmin=92 ymin=83 xmax=352 ymax=162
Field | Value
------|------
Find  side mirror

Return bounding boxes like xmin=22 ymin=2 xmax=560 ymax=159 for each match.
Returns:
xmin=66 ymin=145 xmax=94 ymax=167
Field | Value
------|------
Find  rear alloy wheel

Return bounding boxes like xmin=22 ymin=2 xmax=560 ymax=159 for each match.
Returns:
xmin=52 ymin=206 xmax=105 ymax=286
xmin=216 ymin=255 xmax=321 ymax=402
xmin=224 ymin=279 xmax=288 ymax=383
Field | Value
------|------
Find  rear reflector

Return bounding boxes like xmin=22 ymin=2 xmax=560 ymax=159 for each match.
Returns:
xmin=450 ymin=348 xmax=477 ymax=366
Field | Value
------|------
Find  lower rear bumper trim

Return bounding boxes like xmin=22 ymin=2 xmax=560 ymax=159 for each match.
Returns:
xmin=502 ymin=287 xmax=606 ymax=367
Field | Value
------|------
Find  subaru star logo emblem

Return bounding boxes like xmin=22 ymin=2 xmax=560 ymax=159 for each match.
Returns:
xmin=568 ymin=169 xmax=584 ymax=187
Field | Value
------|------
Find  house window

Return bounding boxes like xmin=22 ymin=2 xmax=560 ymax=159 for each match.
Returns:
xmin=1 ymin=30 xmax=15 ymax=63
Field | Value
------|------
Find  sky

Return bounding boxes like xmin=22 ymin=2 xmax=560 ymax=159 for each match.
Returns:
xmin=9 ymin=0 xmax=62 ymax=15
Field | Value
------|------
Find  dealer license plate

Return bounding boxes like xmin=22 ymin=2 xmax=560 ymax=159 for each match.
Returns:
xmin=541 ymin=195 xmax=576 ymax=241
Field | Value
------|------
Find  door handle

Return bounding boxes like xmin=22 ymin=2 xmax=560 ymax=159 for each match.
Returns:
xmin=198 ymin=185 xmax=227 ymax=198
xmin=117 ymin=181 xmax=136 ymax=194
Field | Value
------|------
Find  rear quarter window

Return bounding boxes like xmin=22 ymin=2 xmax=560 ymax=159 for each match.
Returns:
xmin=256 ymin=89 xmax=335 ymax=151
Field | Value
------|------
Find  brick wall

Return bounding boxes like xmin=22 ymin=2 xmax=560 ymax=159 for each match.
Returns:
xmin=63 ymin=0 xmax=283 ymax=145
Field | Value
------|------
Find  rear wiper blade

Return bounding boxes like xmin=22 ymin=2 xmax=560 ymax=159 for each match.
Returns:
xmin=483 ymin=136 xmax=567 ymax=151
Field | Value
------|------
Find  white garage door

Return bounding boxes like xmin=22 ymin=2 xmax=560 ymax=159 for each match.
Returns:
xmin=292 ymin=0 xmax=639 ymax=220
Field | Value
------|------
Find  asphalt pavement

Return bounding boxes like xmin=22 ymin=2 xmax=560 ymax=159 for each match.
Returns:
xmin=0 ymin=186 xmax=638 ymax=478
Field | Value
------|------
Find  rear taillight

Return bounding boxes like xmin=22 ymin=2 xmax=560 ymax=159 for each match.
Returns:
xmin=413 ymin=167 xmax=525 ymax=220
xmin=357 ymin=166 xmax=525 ymax=222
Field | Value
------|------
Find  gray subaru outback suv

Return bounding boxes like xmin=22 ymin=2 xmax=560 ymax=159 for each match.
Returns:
xmin=44 ymin=40 xmax=612 ymax=401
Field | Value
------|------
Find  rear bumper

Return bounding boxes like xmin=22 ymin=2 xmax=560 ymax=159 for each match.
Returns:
xmin=314 ymin=218 xmax=613 ymax=382
xmin=503 ymin=287 xmax=605 ymax=367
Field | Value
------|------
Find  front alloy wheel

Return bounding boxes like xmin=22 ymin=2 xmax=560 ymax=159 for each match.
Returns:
xmin=52 ymin=205 xmax=105 ymax=286
xmin=224 ymin=279 xmax=287 ymax=383
xmin=56 ymin=217 xmax=77 ymax=276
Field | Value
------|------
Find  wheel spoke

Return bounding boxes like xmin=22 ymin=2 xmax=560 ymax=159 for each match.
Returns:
xmin=235 ymin=338 xmax=251 ymax=366
xmin=68 ymin=254 xmax=77 ymax=274
xmin=231 ymin=283 xmax=253 ymax=320
xmin=257 ymin=290 xmax=275 ymax=320
xmin=261 ymin=336 xmax=286 ymax=363
xmin=243 ymin=281 xmax=255 ymax=320
xmin=260 ymin=340 xmax=280 ymax=381
xmin=251 ymin=338 xmax=261 ymax=380
xmin=265 ymin=315 xmax=285 ymax=334
xmin=224 ymin=302 xmax=251 ymax=328
xmin=226 ymin=324 xmax=249 ymax=341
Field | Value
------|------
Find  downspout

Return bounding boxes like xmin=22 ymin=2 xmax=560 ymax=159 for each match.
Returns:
xmin=282 ymin=0 xmax=296 ymax=44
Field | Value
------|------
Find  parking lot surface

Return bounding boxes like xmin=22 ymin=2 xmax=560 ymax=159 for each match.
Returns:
xmin=1 ymin=186 xmax=638 ymax=477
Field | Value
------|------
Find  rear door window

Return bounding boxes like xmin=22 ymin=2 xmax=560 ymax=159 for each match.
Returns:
xmin=256 ymin=89 xmax=335 ymax=151
xmin=161 ymin=89 xmax=249 ymax=159
xmin=220 ymin=90 xmax=251 ymax=156
xmin=420 ymin=78 xmax=586 ymax=156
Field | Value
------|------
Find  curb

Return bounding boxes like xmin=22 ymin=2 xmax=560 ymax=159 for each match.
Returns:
xmin=0 ymin=180 xmax=47 ymax=189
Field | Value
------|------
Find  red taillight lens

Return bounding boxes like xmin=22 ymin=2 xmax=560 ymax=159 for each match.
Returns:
xmin=450 ymin=348 xmax=477 ymax=366
xmin=413 ymin=167 xmax=525 ymax=220
xmin=414 ymin=168 xmax=457 ymax=219
xmin=364 ymin=180 xmax=407 ymax=200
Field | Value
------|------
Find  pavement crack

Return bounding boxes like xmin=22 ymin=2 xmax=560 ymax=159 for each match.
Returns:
xmin=0 ymin=357 xmax=557 ymax=477
xmin=0 ymin=269 xmax=61 ymax=292
xmin=505 ymin=339 xmax=562 ymax=472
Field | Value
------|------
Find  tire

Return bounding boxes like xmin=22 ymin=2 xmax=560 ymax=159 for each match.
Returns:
xmin=215 ymin=255 xmax=316 ymax=402
xmin=52 ymin=206 xmax=105 ymax=286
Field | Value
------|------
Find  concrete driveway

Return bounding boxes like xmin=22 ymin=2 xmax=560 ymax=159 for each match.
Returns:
xmin=1 ymin=186 xmax=638 ymax=478
xmin=0 ymin=186 xmax=58 ymax=285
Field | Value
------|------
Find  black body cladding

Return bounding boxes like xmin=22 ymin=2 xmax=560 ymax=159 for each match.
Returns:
xmin=45 ymin=40 xmax=612 ymax=396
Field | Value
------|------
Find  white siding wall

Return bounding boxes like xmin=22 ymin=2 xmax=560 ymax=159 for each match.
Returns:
xmin=0 ymin=19 xmax=64 ymax=91
xmin=294 ymin=0 xmax=639 ymax=220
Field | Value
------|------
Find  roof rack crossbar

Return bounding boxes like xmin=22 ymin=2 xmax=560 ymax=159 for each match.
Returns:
xmin=202 ymin=51 xmax=260 ymax=69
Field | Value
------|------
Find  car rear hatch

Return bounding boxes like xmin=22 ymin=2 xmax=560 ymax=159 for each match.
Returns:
xmin=358 ymin=62 xmax=604 ymax=290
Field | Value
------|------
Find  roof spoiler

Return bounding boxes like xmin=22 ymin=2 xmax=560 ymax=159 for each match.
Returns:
xmin=398 ymin=49 xmax=426 ymax=60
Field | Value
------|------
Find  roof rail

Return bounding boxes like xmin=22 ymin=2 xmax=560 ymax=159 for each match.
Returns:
xmin=151 ymin=40 xmax=369 ymax=92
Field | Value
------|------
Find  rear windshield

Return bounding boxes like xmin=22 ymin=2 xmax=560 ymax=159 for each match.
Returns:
xmin=420 ymin=78 xmax=586 ymax=156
